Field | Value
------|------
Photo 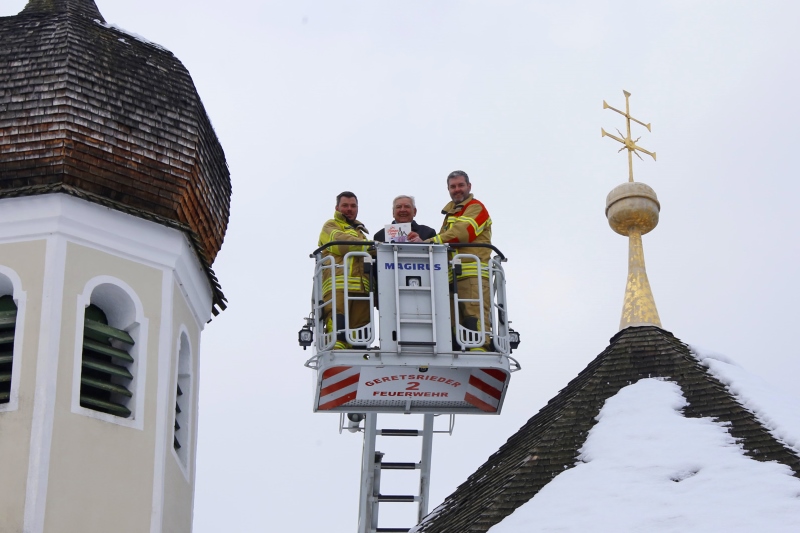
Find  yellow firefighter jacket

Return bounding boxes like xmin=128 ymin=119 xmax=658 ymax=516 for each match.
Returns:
xmin=426 ymin=194 xmax=492 ymax=280
xmin=318 ymin=211 xmax=371 ymax=295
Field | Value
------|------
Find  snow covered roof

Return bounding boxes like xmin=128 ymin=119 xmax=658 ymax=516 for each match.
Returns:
xmin=413 ymin=326 xmax=800 ymax=532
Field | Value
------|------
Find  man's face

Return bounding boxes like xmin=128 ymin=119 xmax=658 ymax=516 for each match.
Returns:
xmin=336 ymin=196 xmax=359 ymax=221
xmin=447 ymin=176 xmax=472 ymax=204
xmin=393 ymin=198 xmax=416 ymax=223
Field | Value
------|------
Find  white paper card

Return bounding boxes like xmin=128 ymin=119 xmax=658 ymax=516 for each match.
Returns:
xmin=383 ymin=223 xmax=412 ymax=242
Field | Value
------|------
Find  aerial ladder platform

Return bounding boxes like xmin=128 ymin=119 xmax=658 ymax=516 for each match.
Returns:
xmin=300 ymin=241 xmax=520 ymax=533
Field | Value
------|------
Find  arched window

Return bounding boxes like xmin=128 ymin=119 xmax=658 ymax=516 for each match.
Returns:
xmin=0 ymin=295 xmax=17 ymax=404
xmin=75 ymin=280 xmax=144 ymax=422
xmin=79 ymin=304 xmax=135 ymax=417
xmin=0 ymin=268 xmax=24 ymax=411
xmin=173 ymin=331 xmax=192 ymax=466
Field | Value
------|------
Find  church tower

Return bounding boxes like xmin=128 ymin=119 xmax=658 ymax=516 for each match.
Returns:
xmin=0 ymin=1 xmax=231 ymax=532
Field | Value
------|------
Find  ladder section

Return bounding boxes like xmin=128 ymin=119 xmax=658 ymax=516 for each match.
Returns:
xmin=391 ymin=247 xmax=438 ymax=353
xmin=357 ymin=414 xmax=436 ymax=533
xmin=375 ymin=243 xmax=452 ymax=354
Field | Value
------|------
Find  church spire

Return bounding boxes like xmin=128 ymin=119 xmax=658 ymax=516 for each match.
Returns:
xmin=603 ymin=90 xmax=662 ymax=330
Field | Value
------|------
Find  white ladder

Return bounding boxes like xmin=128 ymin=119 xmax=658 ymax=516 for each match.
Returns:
xmin=356 ymin=413 xmax=444 ymax=533
xmin=391 ymin=247 xmax=438 ymax=353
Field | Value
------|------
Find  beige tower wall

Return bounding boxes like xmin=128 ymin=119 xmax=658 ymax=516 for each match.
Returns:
xmin=161 ymin=280 xmax=203 ymax=533
xmin=0 ymin=239 xmax=47 ymax=533
xmin=0 ymin=195 xmax=214 ymax=533
xmin=43 ymin=243 xmax=163 ymax=532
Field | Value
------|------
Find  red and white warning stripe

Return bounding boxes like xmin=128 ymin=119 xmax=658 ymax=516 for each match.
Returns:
xmin=464 ymin=368 xmax=507 ymax=412
xmin=318 ymin=366 xmax=360 ymax=410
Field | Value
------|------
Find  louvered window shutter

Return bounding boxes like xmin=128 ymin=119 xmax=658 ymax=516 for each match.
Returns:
xmin=0 ymin=295 xmax=17 ymax=404
xmin=174 ymin=383 xmax=183 ymax=450
xmin=80 ymin=305 xmax=135 ymax=417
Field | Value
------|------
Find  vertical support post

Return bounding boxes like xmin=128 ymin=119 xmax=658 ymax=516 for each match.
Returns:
xmin=426 ymin=246 xmax=437 ymax=347
xmin=357 ymin=413 xmax=378 ymax=533
xmin=417 ymin=414 xmax=435 ymax=523
xmin=392 ymin=247 xmax=402 ymax=352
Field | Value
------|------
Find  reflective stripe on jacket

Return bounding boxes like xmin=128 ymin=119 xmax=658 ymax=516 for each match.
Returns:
xmin=427 ymin=194 xmax=492 ymax=280
xmin=318 ymin=211 xmax=371 ymax=294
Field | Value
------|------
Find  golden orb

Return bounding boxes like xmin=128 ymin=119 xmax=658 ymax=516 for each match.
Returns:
xmin=605 ymin=182 xmax=660 ymax=236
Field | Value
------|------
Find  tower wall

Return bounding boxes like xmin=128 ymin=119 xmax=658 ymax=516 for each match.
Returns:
xmin=0 ymin=239 xmax=47 ymax=532
xmin=0 ymin=194 xmax=211 ymax=533
xmin=160 ymin=281 xmax=202 ymax=533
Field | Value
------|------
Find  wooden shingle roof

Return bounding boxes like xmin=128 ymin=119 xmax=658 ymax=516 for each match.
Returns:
xmin=0 ymin=0 xmax=231 ymax=314
xmin=414 ymin=326 xmax=800 ymax=532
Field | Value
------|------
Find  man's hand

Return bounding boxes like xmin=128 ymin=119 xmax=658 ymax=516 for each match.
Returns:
xmin=407 ymin=231 xmax=423 ymax=243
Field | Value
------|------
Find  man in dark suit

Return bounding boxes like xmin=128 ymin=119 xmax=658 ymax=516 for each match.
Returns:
xmin=373 ymin=195 xmax=436 ymax=242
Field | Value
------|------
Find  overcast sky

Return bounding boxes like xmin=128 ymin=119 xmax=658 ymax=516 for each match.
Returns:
xmin=4 ymin=1 xmax=800 ymax=531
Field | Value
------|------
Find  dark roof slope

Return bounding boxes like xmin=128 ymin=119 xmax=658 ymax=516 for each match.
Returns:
xmin=414 ymin=326 xmax=800 ymax=533
xmin=0 ymin=1 xmax=231 ymax=312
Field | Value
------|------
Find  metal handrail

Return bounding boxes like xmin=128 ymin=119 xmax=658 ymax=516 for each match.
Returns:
xmin=447 ymin=242 xmax=506 ymax=261
xmin=311 ymin=240 xmax=506 ymax=261
xmin=311 ymin=240 xmax=375 ymax=258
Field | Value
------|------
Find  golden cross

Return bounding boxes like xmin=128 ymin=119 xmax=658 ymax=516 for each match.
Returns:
xmin=602 ymin=90 xmax=656 ymax=182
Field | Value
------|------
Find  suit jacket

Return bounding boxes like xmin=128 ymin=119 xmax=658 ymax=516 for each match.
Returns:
xmin=373 ymin=219 xmax=437 ymax=243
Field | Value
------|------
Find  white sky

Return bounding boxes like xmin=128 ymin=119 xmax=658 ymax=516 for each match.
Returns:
xmin=3 ymin=1 xmax=799 ymax=531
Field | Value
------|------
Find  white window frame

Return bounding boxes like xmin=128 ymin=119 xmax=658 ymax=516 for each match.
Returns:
xmin=71 ymin=275 xmax=148 ymax=430
xmin=171 ymin=327 xmax=193 ymax=479
xmin=0 ymin=266 xmax=26 ymax=413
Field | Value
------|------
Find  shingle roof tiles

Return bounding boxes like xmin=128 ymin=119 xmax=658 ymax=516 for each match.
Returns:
xmin=0 ymin=0 xmax=230 ymax=314
xmin=415 ymin=326 xmax=800 ymax=533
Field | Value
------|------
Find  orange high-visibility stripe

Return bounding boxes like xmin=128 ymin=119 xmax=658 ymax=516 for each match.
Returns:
xmin=464 ymin=392 xmax=497 ymax=412
xmin=322 ymin=366 xmax=352 ymax=379
xmin=320 ymin=372 xmax=360 ymax=397
xmin=468 ymin=375 xmax=503 ymax=401
xmin=319 ymin=390 xmax=357 ymax=410
xmin=481 ymin=368 xmax=508 ymax=383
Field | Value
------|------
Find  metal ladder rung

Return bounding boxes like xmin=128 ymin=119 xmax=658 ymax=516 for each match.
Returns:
xmin=398 ymin=318 xmax=433 ymax=324
xmin=397 ymin=286 xmax=432 ymax=291
xmin=376 ymin=494 xmax=418 ymax=503
xmin=394 ymin=252 xmax=431 ymax=258
xmin=377 ymin=429 xmax=419 ymax=437
xmin=380 ymin=462 xmax=418 ymax=470
xmin=376 ymin=528 xmax=411 ymax=533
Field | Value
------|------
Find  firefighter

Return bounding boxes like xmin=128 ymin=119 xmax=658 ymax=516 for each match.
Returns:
xmin=409 ymin=170 xmax=493 ymax=351
xmin=318 ymin=191 xmax=372 ymax=349
xmin=373 ymin=195 xmax=437 ymax=242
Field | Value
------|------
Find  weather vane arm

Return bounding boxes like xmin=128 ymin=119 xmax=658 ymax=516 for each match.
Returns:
xmin=636 ymin=145 xmax=656 ymax=161
xmin=601 ymin=90 xmax=656 ymax=182
xmin=601 ymin=128 xmax=626 ymax=145
xmin=603 ymin=100 xmax=652 ymax=131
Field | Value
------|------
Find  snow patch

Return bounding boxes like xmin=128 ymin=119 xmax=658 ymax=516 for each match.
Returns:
xmin=487 ymin=379 xmax=800 ymax=533
xmin=94 ymin=19 xmax=170 ymax=52
xmin=690 ymin=344 xmax=800 ymax=455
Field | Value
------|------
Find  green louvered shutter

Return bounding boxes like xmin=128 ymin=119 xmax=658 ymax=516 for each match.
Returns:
xmin=173 ymin=383 xmax=183 ymax=450
xmin=0 ymin=295 xmax=17 ymax=404
xmin=80 ymin=305 xmax=135 ymax=417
